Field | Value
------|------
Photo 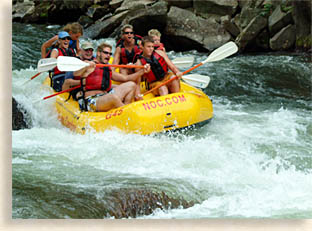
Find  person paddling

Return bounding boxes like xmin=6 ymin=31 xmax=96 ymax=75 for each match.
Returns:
xmin=63 ymin=42 xmax=150 ymax=112
xmin=134 ymin=36 xmax=182 ymax=99
xmin=113 ymin=24 xmax=142 ymax=75
xmin=62 ymin=41 xmax=96 ymax=91
xmin=49 ymin=31 xmax=77 ymax=92
xmin=41 ymin=22 xmax=83 ymax=58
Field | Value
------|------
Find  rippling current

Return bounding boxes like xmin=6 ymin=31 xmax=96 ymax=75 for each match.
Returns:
xmin=12 ymin=23 xmax=312 ymax=218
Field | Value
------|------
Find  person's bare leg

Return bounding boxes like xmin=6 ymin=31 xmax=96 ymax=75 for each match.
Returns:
xmin=96 ymin=94 xmax=124 ymax=112
xmin=158 ymin=85 xmax=169 ymax=96
xmin=134 ymin=76 xmax=142 ymax=101
xmin=113 ymin=81 xmax=136 ymax=104
xmin=168 ymin=78 xmax=180 ymax=93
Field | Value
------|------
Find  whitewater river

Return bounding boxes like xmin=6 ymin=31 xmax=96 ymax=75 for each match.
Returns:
xmin=12 ymin=23 xmax=312 ymax=219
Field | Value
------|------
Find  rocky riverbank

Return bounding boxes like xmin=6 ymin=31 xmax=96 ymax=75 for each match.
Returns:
xmin=13 ymin=0 xmax=311 ymax=52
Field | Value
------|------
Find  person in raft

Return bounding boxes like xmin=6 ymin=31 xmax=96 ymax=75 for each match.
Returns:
xmin=41 ymin=22 xmax=83 ymax=58
xmin=62 ymin=41 xmax=96 ymax=91
xmin=49 ymin=31 xmax=77 ymax=92
xmin=148 ymin=29 xmax=166 ymax=52
xmin=134 ymin=36 xmax=182 ymax=99
xmin=62 ymin=42 xmax=150 ymax=112
xmin=112 ymin=24 xmax=142 ymax=75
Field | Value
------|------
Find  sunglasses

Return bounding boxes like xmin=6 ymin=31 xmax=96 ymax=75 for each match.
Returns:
xmin=60 ymin=36 xmax=71 ymax=40
xmin=101 ymin=51 xmax=112 ymax=55
xmin=123 ymin=32 xmax=134 ymax=35
xmin=83 ymin=48 xmax=94 ymax=52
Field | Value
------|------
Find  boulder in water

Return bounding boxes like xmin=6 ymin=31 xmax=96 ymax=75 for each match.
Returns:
xmin=12 ymin=97 xmax=30 ymax=130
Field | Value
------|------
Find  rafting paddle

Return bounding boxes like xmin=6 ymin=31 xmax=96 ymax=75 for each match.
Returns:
xmin=171 ymin=56 xmax=194 ymax=68
xmin=37 ymin=56 xmax=194 ymax=73
xmin=143 ymin=41 xmax=238 ymax=96
xmin=37 ymin=57 xmax=58 ymax=72
xmin=37 ymin=57 xmax=146 ymax=73
xmin=21 ymin=72 xmax=42 ymax=85
xmin=181 ymin=74 xmax=210 ymax=89
xmin=57 ymin=56 xmax=146 ymax=71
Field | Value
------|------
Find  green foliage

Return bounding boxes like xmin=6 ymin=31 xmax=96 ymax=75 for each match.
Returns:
xmin=296 ymin=36 xmax=312 ymax=50
xmin=260 ymin=3 xmax=273 ymax=17
xmin=40 ymin=12 xmax=48 ymax=18
xmin=281 ymin=5 xmax=292 ymax=13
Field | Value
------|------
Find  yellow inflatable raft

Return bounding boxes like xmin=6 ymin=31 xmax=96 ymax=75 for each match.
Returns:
xmin=43 ymin=78 xmax=213 ymax=135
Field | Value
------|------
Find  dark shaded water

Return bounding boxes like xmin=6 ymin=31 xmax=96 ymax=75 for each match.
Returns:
xmin=12 ymin=23 xmax=312 ymax=219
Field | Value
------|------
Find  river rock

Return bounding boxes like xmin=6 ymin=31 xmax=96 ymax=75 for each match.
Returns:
xmin=109 ymin=0 xmax=124 ymax=9
xmin=238 ymin=0 xmax=264 ymax=9
xmin=193 ymin=0 xmax=238 ymax=17
xmin=270 ymin=24 xmax=296 ymax=51
xmin=12 ymin=1 xmax=35 ymax=22
xmin=12 ymin=97 xmax=30 ymax=130
xmin=164 ymin=6 xmax=231 ymax=51
xmin=86 ymin=4 xmax=111 ymax=21
xmin=292 ymin=0 xmax=312 ymax=51
xmin=238 ymin=6 xmax=262 ymax=30
xmin=221 ymin=15 xmax=240 ymax=37
xmin=116 ymin=0 xmax=168 ymax=36
xmin=115 ymin=0 xmax=156 ymax=14
xmin=255 ymin=29 xmax=270 ymax=50
xmin=106 ymin=189 xmax=195 ymax=218
xmin=269 ymin=5 xmax=293 ymax=36
xmin=164 ymin=0 xmax=192 ymax=9
xmin=83 ymin=11 xmax=129 ymax=39
xmin=11 ymin=0 xmax=312 ymax=52
xmin=235 ymin=14 xmax=268 ymax=51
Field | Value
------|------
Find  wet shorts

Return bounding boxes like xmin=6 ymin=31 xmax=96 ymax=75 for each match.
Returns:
xmin=78 ymin=89 xmax=115 ymax=112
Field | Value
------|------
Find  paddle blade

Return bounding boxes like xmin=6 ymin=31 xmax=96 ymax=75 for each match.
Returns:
xmin=182 ymin=74 xmax=210 ymax=89
xmin=57 ymin=56 xmax=90 ymax=72
xmin=172 ymin=56 xmax=195 ymax=68
xmin=37 ymin=58 xmax=57 ymax=72
xmin=203 ymin=41 xmax=238 ymax=64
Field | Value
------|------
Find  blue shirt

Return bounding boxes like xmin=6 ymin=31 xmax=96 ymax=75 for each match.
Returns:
xmin=65 ymin=71 xmax=74 ymax=80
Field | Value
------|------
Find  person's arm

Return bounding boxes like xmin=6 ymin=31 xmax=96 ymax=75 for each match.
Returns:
xmin=112 ymin=63 xmax=150 ymax=82
xmin=62 ymin=79 xmax=81 ymax=91
xmin=156 ymin=50 xmax=182 ymax=78
xmin=41 ymin=35 xmax=58 ymax=58
xmin=112 ymin=69 xmax=144 ymax=82
xmin=62 ymin=72 xmax=80 ymax=91
xmin=73 ymin=61 xmax=96 ymax=78
xmin=76 ymin=40 xmax=81 ymax=56
xmin=50 ymin=48 xmax=59 ymax=59
xmin=133 ymin=59 xmax=147 ymax=100
xmin=112 ymin=47 xmax=121 ymax=71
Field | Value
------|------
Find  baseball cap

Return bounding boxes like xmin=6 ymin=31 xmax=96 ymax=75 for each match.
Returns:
xmin=81 ymin=41 xmax=94 ymax=50
xmin=58 ymin=31 xmax=70 ymax=39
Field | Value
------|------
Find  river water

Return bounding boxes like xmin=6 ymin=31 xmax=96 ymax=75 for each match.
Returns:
xmin=12 ymin=23 xmax=312 ymax=219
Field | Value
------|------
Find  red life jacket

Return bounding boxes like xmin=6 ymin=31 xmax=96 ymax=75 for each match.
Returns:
xmin=132 ymin=50 xmax=143 ymax=64
xmin=116 ymin=35 xmax=142 ymax=64
xmin=154 ymin=43 xmax=165 ymax=51
xmin=139 ymin=51 xmax=168 ymax=83
xmin=52 ymin=48 xmax=76 ymax=75
xmin=84 ymin=66 xmax=112 ymax=92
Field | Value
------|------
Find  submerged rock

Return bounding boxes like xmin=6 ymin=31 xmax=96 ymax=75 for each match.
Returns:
xmin=105 ymin=189 xmax=195 ymax=218
xmin=12 ymin=97 xmax=30 ymax=130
